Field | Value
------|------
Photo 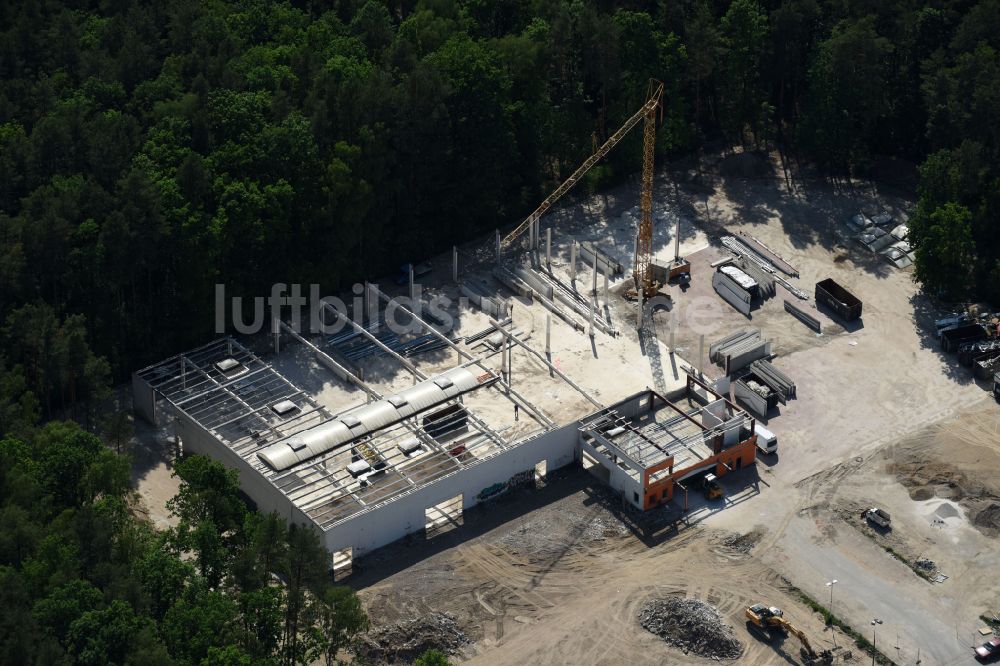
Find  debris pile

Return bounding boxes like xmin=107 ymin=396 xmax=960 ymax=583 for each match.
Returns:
xmin=721 ymin=529 xmax=763 ymax=554
xmin=355 ymin=612 xmax=470 ymax=664
xmin=638 ymin=597 xmax=743 ymax=659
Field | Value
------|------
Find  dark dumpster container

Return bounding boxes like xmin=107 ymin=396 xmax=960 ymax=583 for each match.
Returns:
xmin=815 ymin=279 xmax=862 ymax=322
xmin=940 ymin=324 xmax=987 ymax=353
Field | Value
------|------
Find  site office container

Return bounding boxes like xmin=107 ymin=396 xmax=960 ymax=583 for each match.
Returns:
xmin=815 ymin=278 xmax=862 ymax=322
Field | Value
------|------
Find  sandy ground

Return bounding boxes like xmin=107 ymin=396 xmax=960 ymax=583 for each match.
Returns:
xmin=355 ymin=468 xmax=849 ymax=666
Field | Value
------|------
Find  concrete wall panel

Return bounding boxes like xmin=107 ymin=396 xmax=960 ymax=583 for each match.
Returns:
xmin=324 ymin=423 xmax=579 ymax=556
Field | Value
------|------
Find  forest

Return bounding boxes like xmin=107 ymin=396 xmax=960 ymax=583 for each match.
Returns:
xmin=1 ymin=0 xmax=999 ymax=663
xmin=0 ymin=422 xmax=373 ymax=664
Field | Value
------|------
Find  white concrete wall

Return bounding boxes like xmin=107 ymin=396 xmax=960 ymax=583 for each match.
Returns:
xmin=132 ymin=373 xmax=156 ymax=425
xmin=174 ymin=410 xmax=312 ymax=526
xmin=324 ymin=423 xmax=579 ymax=557
xmin=579 ymin=438 xmax=642 ymax=509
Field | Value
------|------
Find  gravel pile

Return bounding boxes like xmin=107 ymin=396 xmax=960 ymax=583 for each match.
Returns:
xmin=355 ymin=612 xmax=470 ymax=664
xmin=638 ymin=597 xmax=743 ymax=660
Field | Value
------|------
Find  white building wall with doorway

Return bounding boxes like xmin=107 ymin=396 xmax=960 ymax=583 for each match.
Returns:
xmin=323 ymin=422 xmax=579 ymax=557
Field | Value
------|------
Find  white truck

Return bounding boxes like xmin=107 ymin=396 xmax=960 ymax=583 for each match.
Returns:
xmin=863 ymin=507 xmax=891 ymax=528
xmin=754 ymin=423 xmax=778 ymax=454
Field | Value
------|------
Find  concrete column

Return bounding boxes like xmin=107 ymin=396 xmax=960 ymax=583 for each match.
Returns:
xmin=589 ymin=296 xmax=595 ymax=338
xmin=495 ymin=229 xmax=501 ymax=263
xmin=452 ymin=246 xmax=458 ymax=283
xmin=273 ymin=319 xmax=280 ymax=354
xmin=528 ymin=220 xmax=534 ymax=250
xmin=545 ymin=313 xmax=551 ymax=355
xmin=591 ymin=249 xmax=599 ymax=295
xmin=637 ymin=285 xmax=643 ymax=329
xmin=570 ymin=242 xmax=577 ymax=283
xmin=546 ymin=227 xmax=552 ymax=269
xmin=698 ymin=334 xmax=705 ymax=376
xmin=367 ymin=282 xmax=379 ymax=325
xmin=535 ymin=220 xmax=541 ymax=250
xmin=227 ymin=338 xmax=233 ymax=356
xmin=408 ymin=263 xmax=415 ymax=302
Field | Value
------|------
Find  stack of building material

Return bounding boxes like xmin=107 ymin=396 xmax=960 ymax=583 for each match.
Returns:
xmin=494 ymin=266 xmax=584 ymax=332
xmin=784 ymin=300 xmax=822 ymax=333
xmin=732 ymin=360 xmax=795 ymax=417
xmin=709 ymin=329 xmax=772 ymax=374
xmin=529 ymin=265 xmax=617 ymax=336
xmin=733 ymin=373 xmax=778 ymax=417
xmin=737 ymin=232 xmax=799 ymax=276
xmin=749 ymin=359 xmax=796 ymax=400
xmin=459 ymin=282 xmax=509 ymax=320
xmin=710 ymin=329 xmax=759 ymax=362
xmin=736 ymin=257 xmax=776 ymax=299
xmin=513 ymin=266 xmax=554 ymax=300
xmin=464 ymin=319 xmax=511 ymax=345
xmin=713 ymin=266 xmax=754 ymax=315
xmin=492 ymin=266 xmax=533 ymax=298
xmin=579 ymin=241 xmax=624 ymax=276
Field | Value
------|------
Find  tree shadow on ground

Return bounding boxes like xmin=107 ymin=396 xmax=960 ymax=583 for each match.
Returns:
xmin=909 ymin=293 xmax=993 ymax=388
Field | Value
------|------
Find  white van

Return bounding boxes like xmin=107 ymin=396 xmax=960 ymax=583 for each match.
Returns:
xmin=754 ymin=423 xmax=777 ymax=454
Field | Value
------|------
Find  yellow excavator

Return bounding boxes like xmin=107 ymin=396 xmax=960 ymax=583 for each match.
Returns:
xmin=745 ymin=604 xmax=833 ymax=664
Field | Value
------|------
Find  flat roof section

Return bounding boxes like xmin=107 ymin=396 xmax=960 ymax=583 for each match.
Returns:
xmin=136 ymin=337 xmax=517 ymax=530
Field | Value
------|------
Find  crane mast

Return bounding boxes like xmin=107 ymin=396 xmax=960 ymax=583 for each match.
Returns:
xmin=501 ymin=80 xmax=665 ymax=297
xmin=634 ymin=81 xmax=659 ymax=297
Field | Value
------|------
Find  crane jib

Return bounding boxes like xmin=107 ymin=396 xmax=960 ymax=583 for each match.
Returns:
xmin=501 ymin=81 xmax=665 ymax=249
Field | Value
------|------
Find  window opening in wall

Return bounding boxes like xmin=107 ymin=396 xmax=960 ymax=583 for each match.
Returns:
xmin=534 ymin=460 xmax=547 ymax=487
xmin=332 ymin=547 xmax=352 ymax=581
xmin=425 ymin=494 xmax=463 ymax=538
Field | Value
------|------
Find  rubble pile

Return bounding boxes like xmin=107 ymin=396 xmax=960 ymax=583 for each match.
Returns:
xmin=638 ymin=597 xmax=743 ymax=660
xmin=721 ymin=530 xmax=763 ymax=554
xmin=355 ymin=612 xmax=470 ymax=664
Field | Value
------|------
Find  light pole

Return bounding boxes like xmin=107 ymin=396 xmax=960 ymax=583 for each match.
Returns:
xmin=825 ymin=579 xmax=838 ymax=619
xmin=871 ymin=618 xmax=883 ymax=666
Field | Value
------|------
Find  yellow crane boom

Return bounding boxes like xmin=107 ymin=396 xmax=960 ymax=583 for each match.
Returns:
xmin=501 ymin=80 xmax=664 ymax=296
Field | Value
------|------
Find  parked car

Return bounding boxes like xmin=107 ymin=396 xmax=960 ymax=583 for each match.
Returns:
xmin=849 ymin=213 xmax=873 ymax=229
xmin=975 ymin=637 xmax=1000 ymax=662
xmin=871 ymin=211 xmax=894 ymax=227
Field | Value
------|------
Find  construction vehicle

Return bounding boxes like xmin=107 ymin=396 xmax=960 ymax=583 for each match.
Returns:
xmin=745 ymin=604 xmax=833 ymax=664
xmin=501 ymin=80 xmax=665 ymax=298
xmin=863 ymin=507 xmax=891 ymax=529
xmin=702 ymin=473 xmax=723 ymax=500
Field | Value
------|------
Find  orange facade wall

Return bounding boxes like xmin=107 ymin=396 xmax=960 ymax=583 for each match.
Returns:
xmin=642 ymin=435 xmax=758 ymax=510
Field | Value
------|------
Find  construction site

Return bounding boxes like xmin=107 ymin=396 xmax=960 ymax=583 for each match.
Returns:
xmin=131 ymin=82 xmax=1000 ymax=665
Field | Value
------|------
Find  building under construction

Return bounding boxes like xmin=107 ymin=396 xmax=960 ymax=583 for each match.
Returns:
xmin=132 ymin=82 xmax=759 ymax=572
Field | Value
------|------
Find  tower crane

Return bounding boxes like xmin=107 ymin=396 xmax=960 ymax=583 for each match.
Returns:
xmin=501 ymin=80 xmax=665 ymax=298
